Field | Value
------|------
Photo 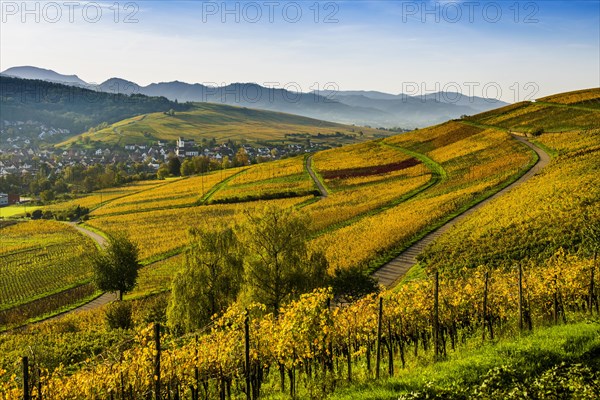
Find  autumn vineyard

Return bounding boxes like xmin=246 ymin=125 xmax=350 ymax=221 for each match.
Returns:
xmin=1 ymin=88 xmax=600 ymax=399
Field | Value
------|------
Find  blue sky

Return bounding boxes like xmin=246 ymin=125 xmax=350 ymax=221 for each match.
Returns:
xmin=1 ymin=0 xmax=598 ymax=101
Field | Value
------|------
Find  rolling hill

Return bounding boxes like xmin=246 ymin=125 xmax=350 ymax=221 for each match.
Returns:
xmin=59 ymin=102 xmax=388 ymax=147
xmin=0 ymin=76 xmax=190 ymax=141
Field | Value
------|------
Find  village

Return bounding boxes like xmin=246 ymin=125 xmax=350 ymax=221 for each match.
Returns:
xmin=0 ymin=120 xmax=330 ymax=200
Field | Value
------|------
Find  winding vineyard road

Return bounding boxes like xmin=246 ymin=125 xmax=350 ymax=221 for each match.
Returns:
xmin=306 ymin=155 xmax=329 ymax=197
xmin=372 ymin=135 xmax=551 ymax=288
xmin=70 ymin=222 xmax=107 ymax=248
xmin=40 ymin=224 xmax=118 ymax=323
xmin=68 ymin=223 xmax=118 ymax=312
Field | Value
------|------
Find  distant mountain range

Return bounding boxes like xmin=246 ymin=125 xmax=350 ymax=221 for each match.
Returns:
xmin=1 ymin=66 xmax=508 ymax=128
xmin=0 ymin=75 xmax=189 ymax=142
xmin=1 ymin=66 xmax=88 ymax=86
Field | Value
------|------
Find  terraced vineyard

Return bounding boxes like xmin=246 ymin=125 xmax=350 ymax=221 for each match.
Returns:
xmin=311 ymin=122 xmax=533 ymax=272
xmin=0 ymin=220 xmax=97 ymax=310
xmin=2 ymin=88 xmax=600 ymax=399
xmin=86 ymin=196 xmax=312 ymax=262
xmin=208 ymin=156 xmax=317 ymax=203
xmin=90 ymin=171 xmax=241 ymax=216
xmin=45 ymin=180 xmax=166 ymax=213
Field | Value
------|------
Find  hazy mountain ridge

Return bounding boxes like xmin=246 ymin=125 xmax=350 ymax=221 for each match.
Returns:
xmin=0 ymin=75 xmax=190 ymax=142
xmin=1 ymin=66 xmax=88 ymax=86
xmin=1 ymin=66 xmax=508 ymax=128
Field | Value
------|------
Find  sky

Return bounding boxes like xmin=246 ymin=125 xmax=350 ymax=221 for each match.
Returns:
xmin=1 ymin=0 xmax=599 ymax=102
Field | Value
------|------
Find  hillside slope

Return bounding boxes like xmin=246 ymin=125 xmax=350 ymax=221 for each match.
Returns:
xmin=0 ymin=76 xmax=189 ymax=141
xmin=1 ymin=88 xmax=599 ymax=399
xmin=60 ymin=102 xmax=388 ymax=146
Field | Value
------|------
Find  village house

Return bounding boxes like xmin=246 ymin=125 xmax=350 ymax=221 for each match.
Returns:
xmin=176 ymin=137 xmax=199 ymax=157
xmin=0 ymin=193 xmax=20 ymax=207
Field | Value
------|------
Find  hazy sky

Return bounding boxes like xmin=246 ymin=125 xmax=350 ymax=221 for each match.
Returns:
xmin=1 ymin=0 xmax=598 ymax=101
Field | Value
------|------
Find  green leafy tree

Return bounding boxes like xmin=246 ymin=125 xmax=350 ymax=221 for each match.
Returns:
xmin=157 ymin=163 xmax=170 ymax=179
xmin=168 ymin=227 xmax=244 ymax=332
xmin=180 ymin=158 xmax=195 ymax=176
xmin=167 ymin=155 xmax=181 ymax=177
xmin=91 ymin=234 xmax=141 ymax=301
xmin=241 ymin=206 xmax=328 ymax=315
xmin=329 ymin=265 xmax=379 ymax=302
xmin=582 ymin=208 xmax=600 ymax=259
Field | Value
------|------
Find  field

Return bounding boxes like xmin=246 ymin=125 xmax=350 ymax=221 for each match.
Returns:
xmin=538 ymin=87 xmax=600 ymax=106
xmin=312 ymin=141 xmax=427 ymax=190
xmin=86 ymin=196 xmax=312 ymax=262
xmin=59 ymin=102 xmax=387 ymax=147
xmin=90 ymin=171 xmax=241 ymax=216
xmin=311 ymin=123 xmax=533 ymax=272
xmin=0 ymin=204 xmax=41 ymax=218
xmin=45 ymin=180 xmax=166 ymax=213
xmin=208 ymin=156 xmax=317 ymax=203
xmin=2 ymin=88 xmax=599 ymax=399
xmin=420 ymin=129 xmax=600 ymax=273
xmin=82 ymin=120 xmax=533 ymax=272
xmin=464 ymin=100 xmax=600 ymax=133
xmin=0 ymin=220 xmax=97 ymax=311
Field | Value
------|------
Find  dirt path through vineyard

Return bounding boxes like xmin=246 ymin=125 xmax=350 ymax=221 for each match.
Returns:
xmin=373 ymin=135 xmax=551 ymax=288
xmin=306 ymin=155 xmax=329 ymax=197
xmin=40 ymin=224 xmax=118 ymax=323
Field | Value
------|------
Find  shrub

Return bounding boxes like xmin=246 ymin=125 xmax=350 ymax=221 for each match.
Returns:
xmin=105 ymin=301 xmax=133 ymax=330
xmin=138 ymin=294 xmax=168 ymax=326
xmin=330 ymin=265 xmax=379 ymax=302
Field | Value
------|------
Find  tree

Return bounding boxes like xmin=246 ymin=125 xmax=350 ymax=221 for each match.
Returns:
xmin=180 ymin=158 xmax=195 ymax=176
xmin=91 ymin=234 xmax=141 ymax=300
xmin=167 ymin=155 xmax=181 ymax=177
xmin=40 ymin=189 xmax=55 ymax=202
xmin=157 ymin=163 xmax=170 ymax=179
xmin=329 ymin=265 xmax=379 ymax=302
xmin=582 ymin=208 xmax=600 ymax=259
xmin=222 ymin=156 xmax=232 ymax=169
xmin=235 ymin=147 xmax=250 ymax=166
xmin=168 ymin=227 xmax=243 ymax=332
xmin=192 ymin=156 xmax=210 ymax=174
xmin=241 ymin=206 xmax=328 ymax=315
xmin=31 ymin=209 xmax=43 ymax=220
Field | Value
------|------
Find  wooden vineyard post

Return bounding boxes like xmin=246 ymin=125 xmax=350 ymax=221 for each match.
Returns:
xmin=589 ymin=256 xmax=596 ymax=315
xmin=244 ymin=312 xmax=251 ymax=400
xmin=375 ymin=297 xmax=383 ymax=379
xmin=22 ymin=356 xmax=29 ymax=400
xmin=553 ymin=275 xmax=559 ymax=325
xmin=37 ymin=367 xmax=42 ymax=400
xmin=595 ymin=252 xmax=599 ymax=314
xmin=154 ymin=323 xmax=161 ymax=400
xmin=193 ymin=335 xmax=199 ymax=400
xmin=399 ymin=315 xmax=406 ymax=369
xmin=387 ymin=321 xmax=394 ymax=377
xmin=326 ymin=297 xmax=334 ymax=374
xmin=433 ymin=271 xmax=440 ymax=361
xmin=482 ymin=272 xmax=489 ymax=341
xmin=518 ymin=264 xmax=524 ymax=332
